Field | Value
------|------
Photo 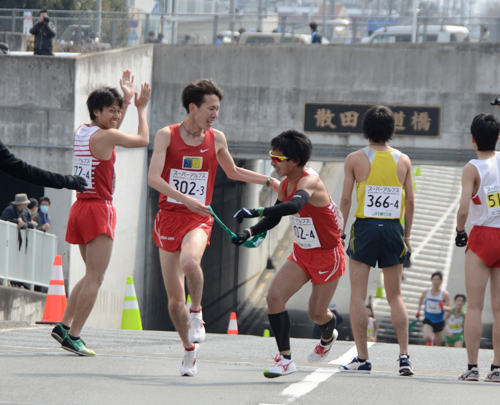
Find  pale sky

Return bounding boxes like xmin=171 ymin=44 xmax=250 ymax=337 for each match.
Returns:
xmin=132 ymin=0 xmax=157 ymax=13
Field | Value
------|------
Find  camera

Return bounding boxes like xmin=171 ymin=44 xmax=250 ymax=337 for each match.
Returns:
xmin=43 ymin=16 xmax=50 ymax=23
xmin=490 ymin=96 xmax=500 ymax=106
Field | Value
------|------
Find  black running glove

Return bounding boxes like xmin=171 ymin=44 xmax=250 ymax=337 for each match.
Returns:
xmin=491 ymin=95 xmax=500 ymax=106
xmin=65 ymin=175 xmax=88 ymax=192
xmin=231 ymin=230 xmax=251 ymax=246
xmin=233 ymin=208 xmax=261 ymax=224
xmin=455 ymin=229 xmax=468 ymax=247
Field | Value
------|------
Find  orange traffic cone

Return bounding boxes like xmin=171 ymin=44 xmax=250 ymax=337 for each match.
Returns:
xmin=39 ymin=255 xmax=67 ymax=324
xmin=227 ymin=312 xmax=238 ymax=335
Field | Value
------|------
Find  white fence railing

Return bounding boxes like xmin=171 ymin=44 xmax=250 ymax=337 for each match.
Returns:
xmin=0 ymin=220 xmax=57 ymax=290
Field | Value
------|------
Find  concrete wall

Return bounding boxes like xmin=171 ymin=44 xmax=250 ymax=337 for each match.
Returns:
xmin=151 ymin=43 xmax=500 ymax=163
xmin=71 ymin=45 xmax=154 ymax=329
xmin=0 ymin=32 xmax=29 ymax=51
xmin=0 ymin=54 xmax=76 ymax=282
xmin=0 ymin=286 xmax=45 ymax=324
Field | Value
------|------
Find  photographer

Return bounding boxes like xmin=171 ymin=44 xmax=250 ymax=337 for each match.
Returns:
xmin=30 ymin=9 xmax=56 ymax=56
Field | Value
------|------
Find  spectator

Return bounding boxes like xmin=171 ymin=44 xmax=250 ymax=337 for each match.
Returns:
xmin=21 ymin=198 xmax=39 ymax=229
xmin=29 ymin=9 xmax=56 ymax=56
xmin=34 ymin=196 xmax=51 ymax=232
xmin=1 ymin=193 xmax=30 ymax=229
xmin=147 ymin=31 xmax=157 ymax=44
xmin=236 ymin=27 xmax=246 ymax=44
xmin=183 ymin=34 xmax=193 ymax=45
xmin=157 ymin=33 xmax=165 ymax=44
xmin=310 ymin=22 xmax=323 ymax=44
xmin=215 ymin=34 xmax=224 ymax=44
xmin=361 ymin=29 xmax=374 ymax=43
xmin=481 ymin=26 xmax=490 ymax=42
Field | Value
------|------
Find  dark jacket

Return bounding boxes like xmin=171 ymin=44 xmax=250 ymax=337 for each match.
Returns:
xmin=1 ymin=139 xmax=72 ymax=189
xmin=1 ymin=203 xmax=24 ymax=227
xmin=21 ymin=208 xmax=37 ymax=229
xmin=30 ymin=21 xmax=56 ymax=55
xmin=34 ymin=211 xmax=51 ymax=232
xmin=311 ymin=31 xmax=323 ymax=44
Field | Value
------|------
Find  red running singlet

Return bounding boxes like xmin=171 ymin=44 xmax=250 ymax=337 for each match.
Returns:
xmin=158 ymin=124 xmax=218 ymax=213
xmin=73 ymin=124 xmax=116 ymax=201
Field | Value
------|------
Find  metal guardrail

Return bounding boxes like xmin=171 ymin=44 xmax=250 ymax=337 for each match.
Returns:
xmin=1 ymin=8 xmax=499 ymax=50
xmin=0 ymin=220 xmax=57 ymax=290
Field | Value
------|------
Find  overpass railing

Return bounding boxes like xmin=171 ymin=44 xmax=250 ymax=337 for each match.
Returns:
xmin=0 ymin=220 xmax=57 ymax=291
xmin=0 ymin=8 xmax=498 ymax=50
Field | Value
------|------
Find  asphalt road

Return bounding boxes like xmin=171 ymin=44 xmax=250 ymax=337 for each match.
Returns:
xmin=0 ymin=325 xmax=498 ymax=405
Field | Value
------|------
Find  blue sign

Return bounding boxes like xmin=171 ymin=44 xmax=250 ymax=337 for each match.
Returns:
xmin=130 ymin=19 xmax=138 ymax=28
xmin=152 ymin=1 xmax=162 ymax=15
xmin=128 ymin=29 xmax=138 ymax=41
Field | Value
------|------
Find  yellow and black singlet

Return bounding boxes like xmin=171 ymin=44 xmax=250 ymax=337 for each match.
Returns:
xmin=354 ymin=147 xmax=405 ymax=220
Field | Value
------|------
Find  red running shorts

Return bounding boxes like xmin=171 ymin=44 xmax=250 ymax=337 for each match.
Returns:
xmin=66 ymin=199 xmax=116 ymax=245
xmin=466 ymin=225 xmax=500 ymax=268
xmin=153 ymin=209 xmax=213 ymax=252
xmin=287 ymin=242 xmax=346 ymax=284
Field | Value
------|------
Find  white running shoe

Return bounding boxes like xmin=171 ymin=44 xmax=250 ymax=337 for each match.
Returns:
xmin=263 ymin=354 xmax=297 ymax=378
xmin=188 ymin=311 xmax=206 ymax=343
xmin=458 ymin=367 xmax=479 ymax=381
xmin=308 ymin=329 xmax=338 ymax=363
xmin=180 ymin=343 xmax=200 ymax=377
xmin=485 ymin=368 xmax=500 ymax=383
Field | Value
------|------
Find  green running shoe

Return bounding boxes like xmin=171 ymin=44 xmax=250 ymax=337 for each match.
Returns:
xmin=62 ymin=336 xmax=96 ymax=356
xmin=51 ymin=323 xmax=69 ymax=345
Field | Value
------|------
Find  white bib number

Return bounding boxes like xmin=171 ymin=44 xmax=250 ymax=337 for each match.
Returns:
xmin=167 ymin=169 xmax=208 ymax=205
xmin=73 ymin=156 xmax=92 ymax=183
xmin=425 ymin=300 xmax=442 ymax=314
xmin=289 ymin=216 xmax=321 ymax=249
xmin=485 ymin=184 xmax=500 ymax=217
xmin=364 ymin=185 xmax=402 ymax=218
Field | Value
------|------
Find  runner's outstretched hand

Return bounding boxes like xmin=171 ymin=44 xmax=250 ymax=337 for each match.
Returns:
xmin=134 ymin=82 xmax=151 ymax=110
xmin=231 ymin=230 xmax=251 ymax=246
xmin=233 ymin=208 xmax=259 ymax=223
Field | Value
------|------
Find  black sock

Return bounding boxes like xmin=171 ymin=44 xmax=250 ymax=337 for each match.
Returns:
xmin=68 ymin=334 xmax=80 ymax=341
xmin=61 ymin=323 xmax=70 ymax=330
xmin=318 ymin=313 xmax=337 ymax=343
xmin=282 ymin=353 xmax=292 ymax=360
xmin=492 ymin=364 xmax=500 ymax=371
xmin=268 ymin=311 xmax=291 ymax=353
xmin=468 ymin=363 xmax=478 ymax=371
xmin=357 ymin=358 xmax=367 ymax=363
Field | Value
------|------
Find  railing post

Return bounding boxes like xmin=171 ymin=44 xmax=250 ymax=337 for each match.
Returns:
xmin=496 ymin=18 xmax=500 ymax=42
xmin=352 ymin=16 xmax=357 ymax=43
xmin=212 ymin=15 xmax=219 ymax=44
xmin=77 ymin=11 xmax=82 ymax=46
xmin=281 ymin=15 xmax=286 ymax=40
xmin=11 ymin=9 xmax=16 ymax=33
xmin=112 ymin=19 xmax=116 ymax=47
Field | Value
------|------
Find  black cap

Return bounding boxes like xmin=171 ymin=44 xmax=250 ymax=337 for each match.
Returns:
xmin=490 ymin=95 xmax=500 ymax=106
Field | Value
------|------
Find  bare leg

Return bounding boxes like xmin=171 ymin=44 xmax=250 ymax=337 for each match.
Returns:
xmin=464 ymin=250 xmax=490 ymax=365
xmin=349 ymin=258 xmax=371 ymax=359
xmin=489 ymin=267 xmax=500 ymax=365
xmin=159 ymin=249 xmax=193 ymax=349
xmin=68 ymin=234 xmax=113 ymax=337
xmin=267 ymin=259 xmax=309 ymax=354
xmin=61 ymin=245 xmax=87 ymax=326
xmin=382 ymin=264 xmax=409 ymax=356
xmin=434 ymin=330 xmax=445 ymax=346
xmin=309 ymin=277 xmax=341 ymax=325
xmin=422 ymin=324 xmax=434 ymax=345
xmin=179 ymin=228 xmax=208 ymax=311
xmin=454 ymin=340 xmax=464 ymax=348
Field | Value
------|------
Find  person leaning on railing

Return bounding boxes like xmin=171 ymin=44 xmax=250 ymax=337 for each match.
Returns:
xmin=0 ymin=139 xmax=87 ymax=192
